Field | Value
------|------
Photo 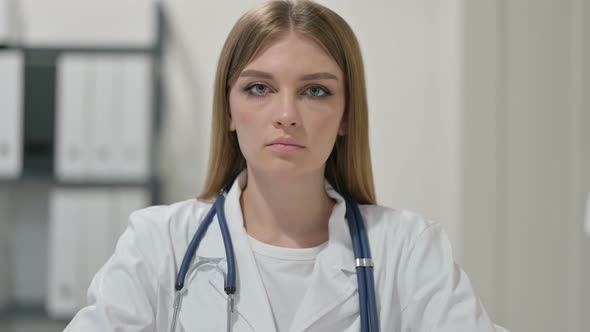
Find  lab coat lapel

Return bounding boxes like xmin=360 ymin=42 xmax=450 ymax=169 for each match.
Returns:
xmin=289 ymin=187 xmax=359 ymax=332
xmin=179 ymin=172 xmax=275 ymax=331
xmin=176 ymin=205 xmax=228 ymax=331
xmin=213 ymin=172 xmax=277 ymax=331
xmin=195 ymin=171 xmax=361 ymax=332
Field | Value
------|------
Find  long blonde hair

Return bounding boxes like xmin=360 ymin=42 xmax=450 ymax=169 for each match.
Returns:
xmin=198 ymin=0 xmax=376 ymax=204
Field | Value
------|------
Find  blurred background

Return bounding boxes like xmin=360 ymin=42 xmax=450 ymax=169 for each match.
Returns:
xmin=0 ymin=0 xmax=588 ymax=331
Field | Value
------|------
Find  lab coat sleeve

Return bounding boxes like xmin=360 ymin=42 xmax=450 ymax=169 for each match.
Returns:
xmin=400 ymin=222 xmax=509 ymax=332
xmin=64 ymin=208 xmax=162 ymax=332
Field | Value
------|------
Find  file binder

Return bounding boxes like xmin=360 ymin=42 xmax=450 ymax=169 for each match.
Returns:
xmin=0 ymin=0 xmax=9 ymax=44
xmin=116 ymin=55 xmax=152 ymax=181
xmin=82 ymin=190 xmax=112 ymax=288
xmin=55 ymin=55 xmax=94 ymax=181
xmin=0 ymin=51 xmax=24 ymax=179
xmin=56 ymin=54 xmax=153 ymax=182
xmin=47 ymin=188 xmax=86 ymax=318
xmin=91 ymin=56 xmax=117 ymax=181
xmin=47 ymin=187 xmax=149 ymax=318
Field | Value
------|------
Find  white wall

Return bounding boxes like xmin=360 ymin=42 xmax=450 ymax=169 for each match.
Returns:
xmin=159 ymin=0 xmax=465 ymax=260
xmin=464 ymin=0 xmax=589 ymax=331
xmin=463 ymin=0 xmax=501 ymax=321
xmin=582 ymin=1 xmax=590 ymax=328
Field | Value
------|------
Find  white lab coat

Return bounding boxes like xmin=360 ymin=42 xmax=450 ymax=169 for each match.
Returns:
xmin=65 ymin=172 xmax=509 ymax=332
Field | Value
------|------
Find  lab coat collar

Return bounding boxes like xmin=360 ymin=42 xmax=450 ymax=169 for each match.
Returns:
xmin=194 ymin=170 xmax=359 ymax=331
xmin=197 ymin=169 xmax=357 ymax=273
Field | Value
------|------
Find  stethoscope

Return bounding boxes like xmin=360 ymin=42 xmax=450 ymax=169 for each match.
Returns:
xmin=169 ymin=182 xmax=380 ymax=332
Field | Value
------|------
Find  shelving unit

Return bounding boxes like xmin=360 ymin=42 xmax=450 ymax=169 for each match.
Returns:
xmin=0 ymin=1 xmax=165 ymax=325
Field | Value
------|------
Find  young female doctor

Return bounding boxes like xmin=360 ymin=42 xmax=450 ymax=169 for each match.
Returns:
xmin=65 ymin=1 xmax=509 ymax=331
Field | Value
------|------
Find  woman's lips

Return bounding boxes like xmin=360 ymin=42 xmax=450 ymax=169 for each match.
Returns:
xmin=267 ymin=143 xmax=304 ymax=153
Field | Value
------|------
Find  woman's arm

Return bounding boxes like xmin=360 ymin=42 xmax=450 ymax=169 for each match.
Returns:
xmin=400 ymin=223 xmax=510 ymax=332
xmin=64 ymin=209 xmax=162 ymax=332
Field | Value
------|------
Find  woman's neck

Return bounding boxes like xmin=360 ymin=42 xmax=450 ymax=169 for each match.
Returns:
xmin=240 ymin=167 xmax=334 ymax=248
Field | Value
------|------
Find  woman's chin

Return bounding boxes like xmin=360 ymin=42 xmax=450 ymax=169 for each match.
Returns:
xmin=248 ymin=161 xmax=318 ymax=179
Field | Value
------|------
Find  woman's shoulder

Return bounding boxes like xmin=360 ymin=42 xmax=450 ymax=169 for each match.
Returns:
xmin=357 ymin=204 xmax=447 ymax=258
xmin=113 ymin=198 xmax=216 ymax=268
xmin=131 ymin=196 xmax=215 ymax=226
xmin=129 ymin=198 xmax=213 ymax=224
xmin=123 ymin=198 xmax=215 ymax=245
xmin=359 ymin=204 xmax=438 ymax=240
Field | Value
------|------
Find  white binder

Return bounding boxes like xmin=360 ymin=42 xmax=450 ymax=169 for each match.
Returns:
xmin=0 ymin=51 xmax=24 ymax=179
xmin=83 ymin=190 xmax=113 ymax=288
xmin=116 ymin=55 xmax=152 ymax=181
xmin=56 ymin=54 xmax=153 ymax=182
xmin=47 ymin=188 xmax=86 ymax=318
xmin=46 ymin=187 xmax=150 ymax=318
xmin=55 ymin=55 xmax=94 ymax=181
xmin=90 ymin=56 xmax=118 ymax=181
xmin=0 ymin=0 xmax=8 ymax=44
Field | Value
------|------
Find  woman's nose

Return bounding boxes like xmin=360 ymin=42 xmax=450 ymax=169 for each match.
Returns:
xmin=272 ymin=92 xmax=301 ymax=128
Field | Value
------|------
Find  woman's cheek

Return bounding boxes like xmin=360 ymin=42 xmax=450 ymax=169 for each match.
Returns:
xmin=234 ymin=112 xmax=261 ymax=157
xmin=235 ymin=111 xmax=257 ymax=144
xmin=235 ymin=108 xmax=256 ymax=126
xmin=316 ymin=113 xmax=344 ymax=154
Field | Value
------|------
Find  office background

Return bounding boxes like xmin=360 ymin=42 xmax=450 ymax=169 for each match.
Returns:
xmin=0 ymin=0 xmax=588 ymax=331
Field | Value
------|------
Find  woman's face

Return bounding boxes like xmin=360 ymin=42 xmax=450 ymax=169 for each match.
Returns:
xmin=229 ymin=32 xmax=346 ymax=179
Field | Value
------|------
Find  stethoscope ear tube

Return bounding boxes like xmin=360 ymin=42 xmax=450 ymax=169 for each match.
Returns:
xmin=348 ymin=198 xmax=379 ymax=332
xmin=175 ymin=195 xmax=222 ymax=290
xmin=343 ymin=193 xmax=380 ymax=332
xmin=215 ymin=195 xmax=237 ymax=295
xmin=171 ymin=191 xmax=238 ymax=332
xmin=345 ymin=204 xmax=369 ymax=331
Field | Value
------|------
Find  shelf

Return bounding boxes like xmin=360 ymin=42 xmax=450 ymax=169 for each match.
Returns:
xmin=0 ymin=3 xmax=165 ymax=318
xmin=0 ymin=320 xmax=68 ymax=332
xmin=0 ymin=174 xmax=157 ymax=189
xmin=2 ymin=44 xmax=157 ymax=52
xmin=0 ymin=304 xmax=70 ymax=326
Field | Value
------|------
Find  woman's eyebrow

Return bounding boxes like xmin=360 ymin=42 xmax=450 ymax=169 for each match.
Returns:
xmin=239 ymin=69 xmax=338 ymax=81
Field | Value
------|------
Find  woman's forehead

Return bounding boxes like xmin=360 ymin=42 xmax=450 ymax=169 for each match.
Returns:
xmin=241 ymin=32 xmax=343 ymax=80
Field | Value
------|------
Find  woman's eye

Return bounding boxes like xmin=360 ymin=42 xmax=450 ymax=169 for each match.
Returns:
xmin=244 ymin=83 xmax=331 ymax=98
xmin=305 ymin=86 xmax=330 ymax=98
xmin=246 ymin=84 xmax=269 ymax=96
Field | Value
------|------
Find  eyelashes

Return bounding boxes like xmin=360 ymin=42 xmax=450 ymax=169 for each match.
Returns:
xmin=242 ymin=83 xmax=333 ymax=99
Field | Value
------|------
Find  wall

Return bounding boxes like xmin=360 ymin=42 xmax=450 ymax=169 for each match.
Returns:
xmin=580 ymin=0 xmax=590 ymax=328
xmin=464 ymin=0 xmax=589 ymax=330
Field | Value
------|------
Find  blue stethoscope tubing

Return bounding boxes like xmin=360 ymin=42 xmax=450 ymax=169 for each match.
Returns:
xmin=343 ymin=191 xmax=379 ymax=331
xmin=170 ymin=186 xmax=379 ymax=332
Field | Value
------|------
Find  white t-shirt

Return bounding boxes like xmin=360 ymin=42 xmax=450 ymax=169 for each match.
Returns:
xmin=248 ymin=235 xmax=328 ymax=332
